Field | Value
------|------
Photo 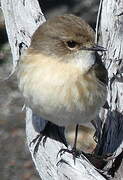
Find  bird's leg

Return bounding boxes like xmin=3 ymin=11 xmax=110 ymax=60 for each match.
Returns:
xmin=58 ymin=124 xmax=80 ymax=163
xmin=72 ymin=124 xmax=79 ymax=152
xmin=30 ymin=122 xmax=67 ymax=157
xmin=72 ymin=124 xmax=79 ymax=162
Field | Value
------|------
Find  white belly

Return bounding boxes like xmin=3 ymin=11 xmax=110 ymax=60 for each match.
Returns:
xmin=18 ymin=63 xmax=107 ymax=127
xmin=25 ymin=83 xmax=106 ymax=127
xmin=18 ymin=52 xmax=107 ymax=127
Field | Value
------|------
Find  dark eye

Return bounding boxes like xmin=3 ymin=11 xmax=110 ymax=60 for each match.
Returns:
xmin=66 ymin=41 xmax=78 ymax=49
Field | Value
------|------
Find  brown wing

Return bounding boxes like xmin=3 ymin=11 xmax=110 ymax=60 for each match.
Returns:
xmin=94 ymin=52 xmax=108 ymax=86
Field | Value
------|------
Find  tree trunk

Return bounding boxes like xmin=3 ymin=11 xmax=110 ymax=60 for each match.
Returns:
xmin=95 ymin=0 xmax=123 ymax=179
xmin=1 ymin=0 xmax=123 ymax=179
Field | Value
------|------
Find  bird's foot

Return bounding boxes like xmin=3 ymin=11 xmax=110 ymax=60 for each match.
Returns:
xmin=58 ymin=147 xmax=81 ymax=164
xmin=29 ymin=121 xmax=67 ymax=157
xmin=30 ymin=133 xmax=47 ymax=156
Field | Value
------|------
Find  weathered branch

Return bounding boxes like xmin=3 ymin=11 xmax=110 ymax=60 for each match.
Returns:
xmin=95 ymin=0 xmax=123 ymax=179
xmin=1 ymin=0 xmax=106 ymax=179
xmin=2 ymin=0 xmax=123 ymax=179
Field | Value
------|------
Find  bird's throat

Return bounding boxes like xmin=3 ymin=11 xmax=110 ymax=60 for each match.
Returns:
xmin=70 ymin=51 xmax=96 ymax=74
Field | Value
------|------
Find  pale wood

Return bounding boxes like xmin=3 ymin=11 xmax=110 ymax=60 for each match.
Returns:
xmin=2 ymin=0 xmax=123 ymax=179
xmin=1 ymin=0 xmax=106 ymax=179
xmin=96 ymin=0 xmax=123 ymax=179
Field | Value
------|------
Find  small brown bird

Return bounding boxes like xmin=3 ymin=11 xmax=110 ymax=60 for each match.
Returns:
xmin=17 ymin=14 xmax=108 ymax=155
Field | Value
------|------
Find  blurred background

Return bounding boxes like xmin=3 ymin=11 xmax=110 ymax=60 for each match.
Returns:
xmin=0 ymin=0 xmax=99 ymax=179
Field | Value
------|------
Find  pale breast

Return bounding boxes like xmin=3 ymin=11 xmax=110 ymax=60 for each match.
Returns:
xmin=18 ymin=53 xmax=107 ymax=127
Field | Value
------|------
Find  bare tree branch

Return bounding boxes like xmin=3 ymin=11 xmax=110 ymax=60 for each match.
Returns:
xmin=2 ymin=0 xmax=123 ymax=179
xmin=1 ymin=0 xmax=106 ymax=179
xmin=95 ymin=0 xmax=123 ymax=179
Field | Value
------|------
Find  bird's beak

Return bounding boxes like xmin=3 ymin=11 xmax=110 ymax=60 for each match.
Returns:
xmin=89 ymin=45 xmax=107 ymax=51
xmin=81 ymin=45 xmax=107 ymax=52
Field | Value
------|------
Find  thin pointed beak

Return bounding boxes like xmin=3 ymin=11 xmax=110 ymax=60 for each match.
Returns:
xmin=81 ymin=45 xmax=107 ymax=52
xmin=90 ymin=45 xmax=107 ymax=51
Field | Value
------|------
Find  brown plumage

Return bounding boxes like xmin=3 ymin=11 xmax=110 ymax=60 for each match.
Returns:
xmin=17 ymin=14 xmax=108 ymax=153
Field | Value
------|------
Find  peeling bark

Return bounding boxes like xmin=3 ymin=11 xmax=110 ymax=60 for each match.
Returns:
xmin=1 ymin=0 xmax=106 ymax=179
xmin=1 ymin=0 xmax=123 ymax=179
xmin=95 ymin=0 xmax=123 ymax=179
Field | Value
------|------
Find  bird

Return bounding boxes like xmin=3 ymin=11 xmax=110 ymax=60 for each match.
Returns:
xmin=17 ymin=14 xmax=108 ymax=157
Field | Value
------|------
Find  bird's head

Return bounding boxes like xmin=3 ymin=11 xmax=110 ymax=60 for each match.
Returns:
xmin=29 ymin=14 xmax=106 ymax=71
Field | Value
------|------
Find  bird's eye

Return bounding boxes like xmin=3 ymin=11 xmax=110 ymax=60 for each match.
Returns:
xmin=66 ymin=41 xmax=78 ymax=49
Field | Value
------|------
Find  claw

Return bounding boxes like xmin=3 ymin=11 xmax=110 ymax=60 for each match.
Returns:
xmin=57 ymin=147 xmax=81 ymax=164
xmin=29 ymin=133 xmax=47 ymax=156
xmin=33 ymin=135 xmax=43 ymax=156
xmin=57 ymin=124 xmax=80 ymax=164
xmin=29 ymin=134 xmax=41 ymax=147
